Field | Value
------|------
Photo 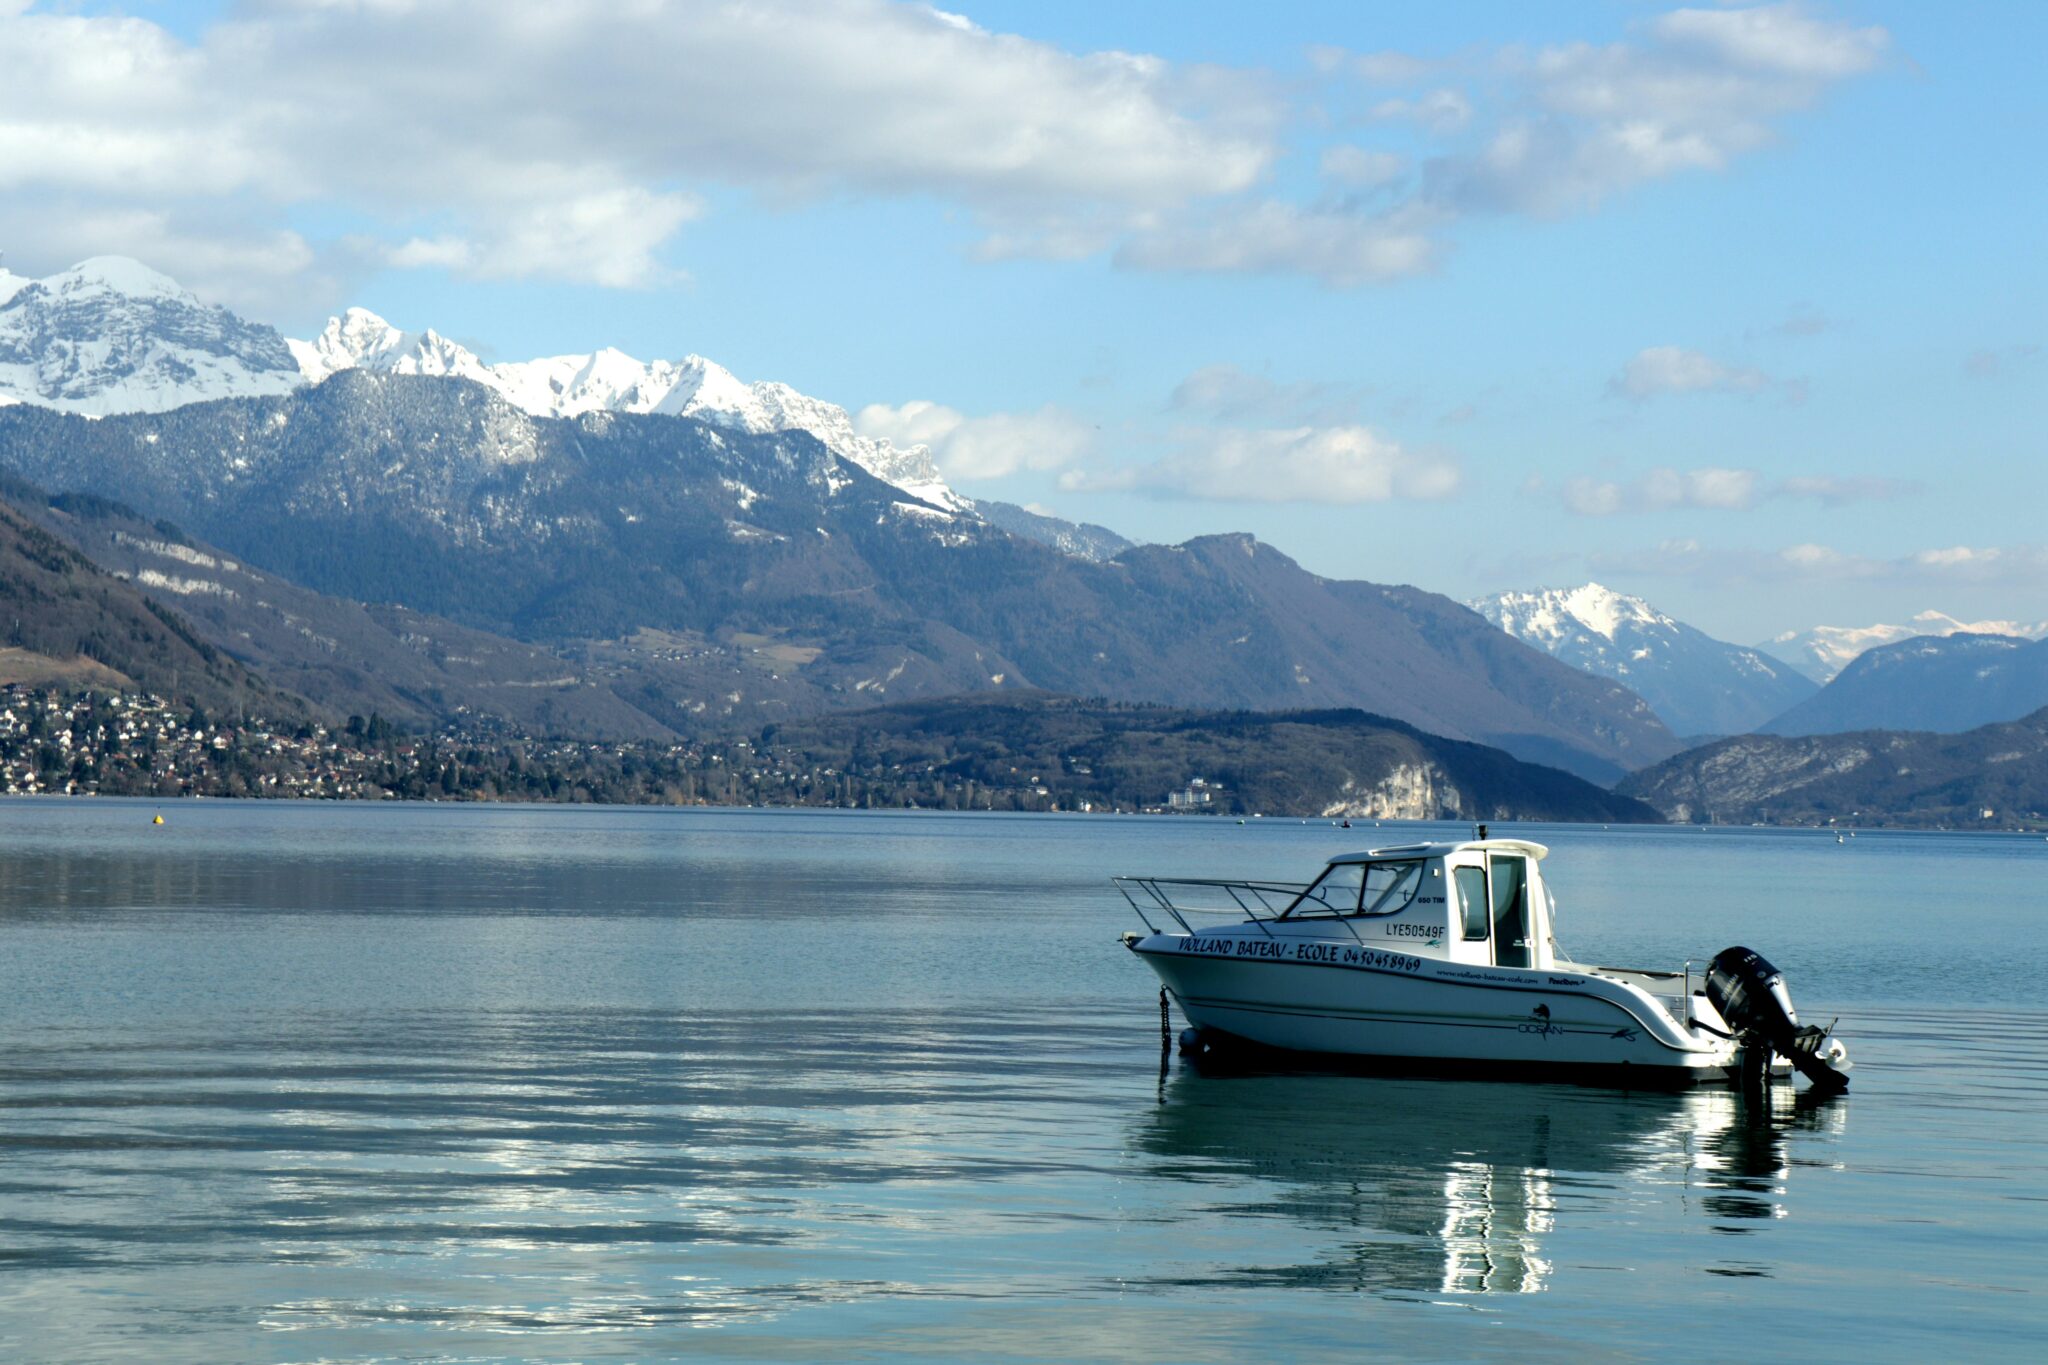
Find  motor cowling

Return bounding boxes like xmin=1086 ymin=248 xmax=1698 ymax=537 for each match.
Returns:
xmin=1706 ymin=946 xmax=1849 ymax=1092
xmin=1706 ymin=946 xmax=1796 ymax=1034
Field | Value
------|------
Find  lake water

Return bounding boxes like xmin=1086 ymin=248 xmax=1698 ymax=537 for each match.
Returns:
xmin=1 ymin=800 xmax=2044 ymax=1361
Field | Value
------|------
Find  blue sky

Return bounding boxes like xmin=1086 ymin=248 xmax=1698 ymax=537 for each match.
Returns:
xmin=3 ymin=1 xmax=2043 ymax=643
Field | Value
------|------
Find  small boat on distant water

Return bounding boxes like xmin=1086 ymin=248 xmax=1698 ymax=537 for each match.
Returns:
xmin=1116 ymin=834 xmax=1851 ymax=1089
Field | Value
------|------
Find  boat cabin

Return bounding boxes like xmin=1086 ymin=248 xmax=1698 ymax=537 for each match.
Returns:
xmin=1269 ymin=839 xmax=1554 ymax=970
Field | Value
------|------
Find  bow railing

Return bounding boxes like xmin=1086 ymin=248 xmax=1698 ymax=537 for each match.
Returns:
xmin=1113 ymin=876 xmax=1319 ymax=938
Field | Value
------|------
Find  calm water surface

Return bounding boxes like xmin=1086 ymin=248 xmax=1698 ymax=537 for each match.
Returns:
xmin=1 ymin=801 xmax=2044 ymax=1361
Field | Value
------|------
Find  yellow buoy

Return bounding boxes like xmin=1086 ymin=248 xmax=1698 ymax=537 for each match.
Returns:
xmin=152 ymin=813 xmax=164 ymax=826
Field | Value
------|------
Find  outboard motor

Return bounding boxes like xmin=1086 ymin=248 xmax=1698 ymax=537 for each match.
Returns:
xmin=1706 ymin=947 xmax=1851 ymax=1092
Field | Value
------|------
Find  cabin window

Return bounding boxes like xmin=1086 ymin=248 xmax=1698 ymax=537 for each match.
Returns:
xmin=1284 ymin=860 xmax=1426 ymax=918
xmin=1286 ymin=862 xmax=1366 ymax=916
xmin=1358 ymin=860 xmax=1424 ymax=917
xmin=1454 ymin=865 xmax=1489 ymax=939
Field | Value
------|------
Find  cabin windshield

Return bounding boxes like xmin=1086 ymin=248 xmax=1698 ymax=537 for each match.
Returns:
xmin=1283 ymin=860 xmax=1424 ymax=918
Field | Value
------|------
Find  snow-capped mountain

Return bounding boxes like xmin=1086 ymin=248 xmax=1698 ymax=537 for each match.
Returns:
xmin=0 ymin=257 xmax=303 ymax=416
xmin=1762 ymin=611 xmax=2048 ymax=683
xmin=0 ymin=257 xmax=962 ymax=510
xmin=1473 ymin=582 xmax=1816 ymax=737
xmin=288 ymin=307 xmax=965 ymax=511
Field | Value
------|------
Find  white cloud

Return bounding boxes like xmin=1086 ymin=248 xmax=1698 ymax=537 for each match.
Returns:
xmin=1666 ymin=466 xmax=1757 ymax=508
xmin=1061 ymin=364 xmax=1454 ymax=504
xmin=1560 ymin=466 xmax=1911 ymax=515
xmin=406 ymin=189 xmax=706 ymax=288
xmin=1114 ymin=4 xmax=1890 ymax=288
xmin=0 ymin=3 xmax=1895 ymax=301
xmin=854 ymin=400 xmax=1092 ymax=481
xmin=1371 ymin=88 xmax=1473 ymax=134
xmin=1116 ymin=200 xmax=1442 ymax=287
xmin=1423 ymin=4 xmax=1890 ymax=218
xmin=1562 ymin=481 xmax=1627 ymax=517
xmin=1349 ymin=50 xmax=1445 ymax=86
xmin=1592 ymin=539 xmax=2048 ymax=587
xmin=236 ymin=1 xmax=1275 ymax=214
xmin=1652 ymin=4 xmax=1889 ymax=79
xmin=854 ymin=399 xmax=967 ymax=451
xmin=1320 ymin=145 xmax=1407 ymax=189
xmin=1910 ymin=546 xmax=1983 ymax=568
xmin=1564 ymin=466 xmax=1759 ymax=514
xmin=1065 ymin=424 xmax=1458 ymax=504
xmin=1777 ymin=475 xmax=1914 ymax=505
xmin=1608 ymin=345 xmax=1780 ymax=399
xmin=0 ymin=202 xmax=330 ymax=317
xmin=1166 ymin=364 xmax=1367 ymax=424
xmin=1312 ymin=46 xmax=1445 ymax=86
xmin=0 ymin=0 xmax=1274 ymax=305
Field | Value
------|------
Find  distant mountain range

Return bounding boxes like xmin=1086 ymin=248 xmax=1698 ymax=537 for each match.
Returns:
xmin=1471 ymin=582 xmax=1814 ymax=737
xmin=38 ymin=252 xmax=2047 ymax=803
xmin=0 ymin=255 xmax=1124 ymax=564
xmin=1758 ymin=632 xmax=2048 ymax=737
xmin=1475 ymin=584 xmax=2048 ymax=749
xmin=0 ymin=366 xmax=1679 ymax=781
xmin=1761 ymin=610 xmax=2048 ymax=683
xmin=1619 ymin=706 xmax=2048 ymax=828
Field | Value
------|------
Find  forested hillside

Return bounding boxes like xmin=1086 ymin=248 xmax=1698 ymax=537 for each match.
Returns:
xmin=755 ymin=693 xmax=1662 ymax=822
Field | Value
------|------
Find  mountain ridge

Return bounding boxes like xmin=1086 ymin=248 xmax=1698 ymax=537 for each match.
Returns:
xmin=0 ymin=371 xmax=1681 ymax=780
xmin=1472 ymin=581 xmax=1814 ymax=737
xmin=1619 ymin=706 xmax=2048 ymax=828
xmin=287 ymin=305 xmax=966 ymax=512
xmin=1757 ymin=631 xmax=2048 ymax=737
xmin=0 ymin=255 xmax=1134 ymax=563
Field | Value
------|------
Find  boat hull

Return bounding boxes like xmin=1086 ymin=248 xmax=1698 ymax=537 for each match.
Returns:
xmin=1131 ymin=932 xmax=1737 ymax=1081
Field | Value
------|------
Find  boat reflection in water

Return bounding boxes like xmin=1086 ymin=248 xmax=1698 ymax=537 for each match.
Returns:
xmin=1130 ymin=1064 xmax=1846 ymax=1296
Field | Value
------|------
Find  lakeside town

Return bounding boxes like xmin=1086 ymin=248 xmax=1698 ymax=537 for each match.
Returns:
xmin=0 ymin=684 xmax=1122 ymax=811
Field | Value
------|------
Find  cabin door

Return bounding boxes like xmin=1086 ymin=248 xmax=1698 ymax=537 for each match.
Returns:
xmin=1489 ymin=856 xmax=1532 ymax=969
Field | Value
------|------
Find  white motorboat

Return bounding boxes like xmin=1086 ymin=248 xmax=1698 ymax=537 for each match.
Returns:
xmin=1117 ymin=835 xmax=1850 ymax=1089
